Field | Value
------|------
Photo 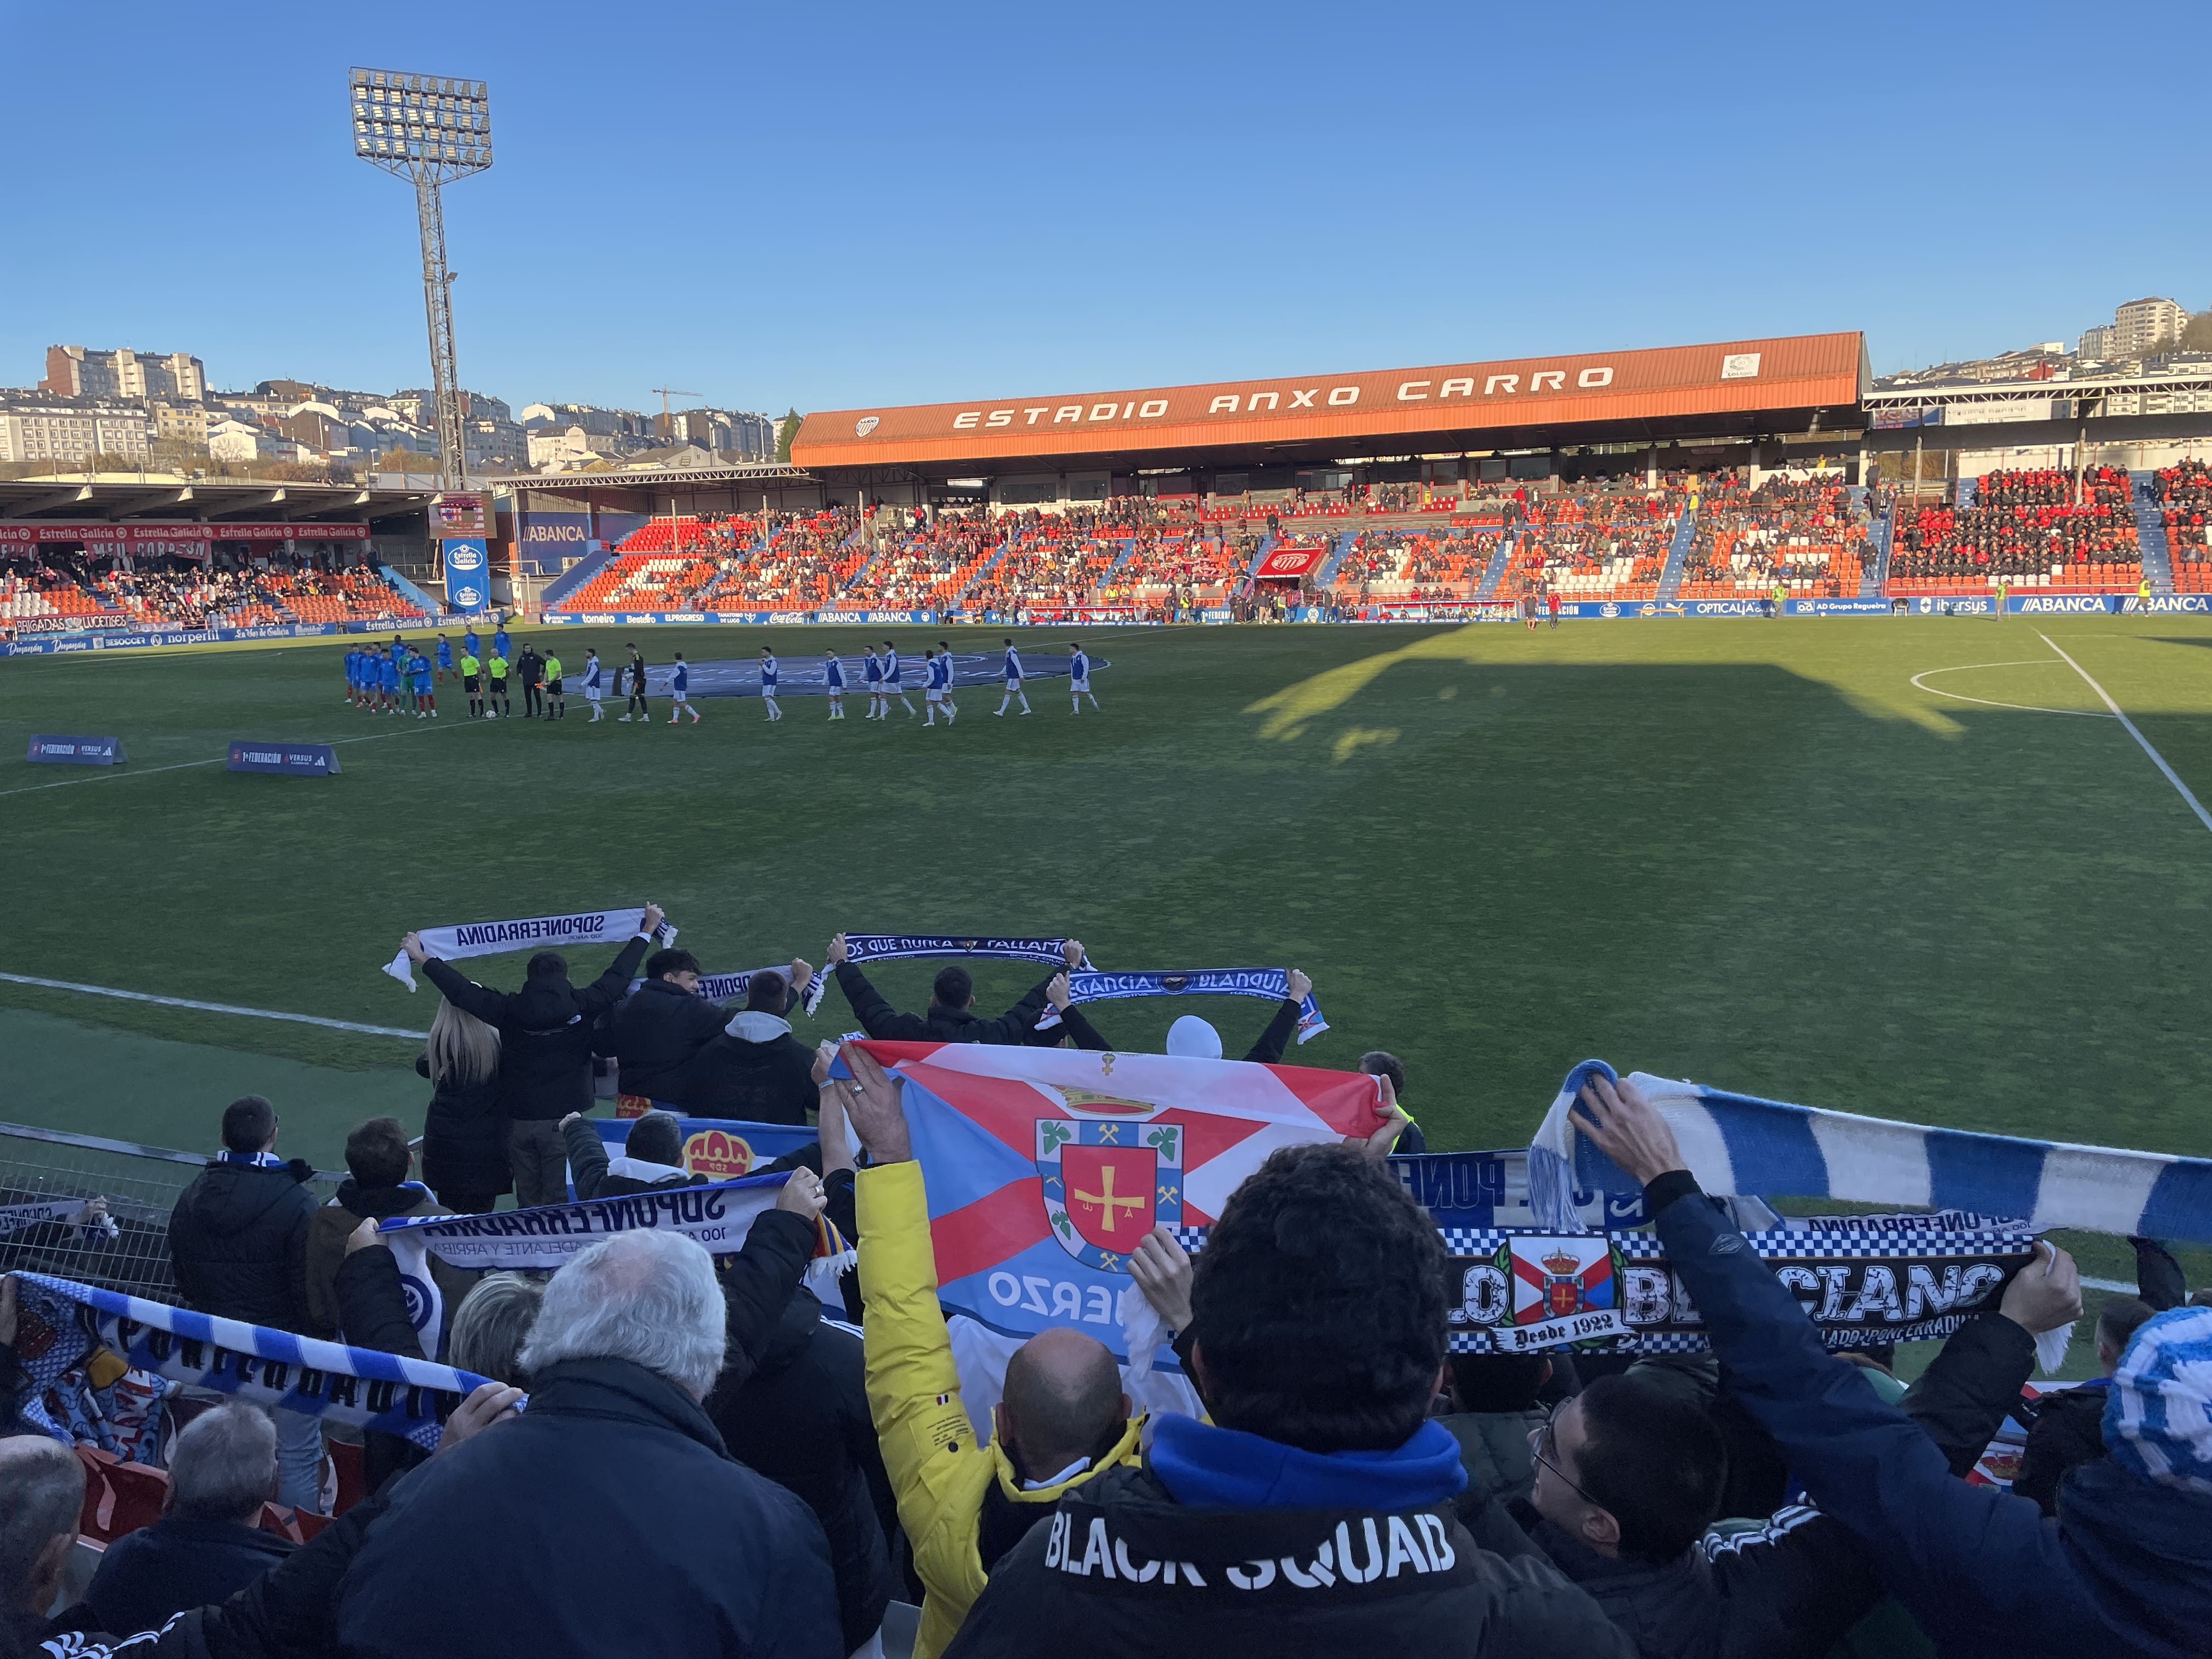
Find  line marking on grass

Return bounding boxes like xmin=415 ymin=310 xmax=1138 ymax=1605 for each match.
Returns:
xmin=0 ymin=972 xmax=427 ymax=1039
xmin=2040 ymin=632 xmax=2212 ymax=837
xmin=1909 ymin=661 xmax=2114 ymax=719
xmin=2082 ymin=1277 xmax=2135 ymax=1295
xmin=0 ymin=713 xmax=487 ymax=800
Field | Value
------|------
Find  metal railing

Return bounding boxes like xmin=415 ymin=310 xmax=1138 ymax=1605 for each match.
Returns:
xmin=0 ymin=1123 xmax=341 ymax=1305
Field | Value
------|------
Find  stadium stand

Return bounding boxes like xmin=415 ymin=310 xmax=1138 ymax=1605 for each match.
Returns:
xmin=1679 ymin=472 xmax=1866 ymax=600
xmin=1330 ymin=529 xmax=1496 ymax=601
xmin=2155 ymin=457 xmax=2212 ymax=593
xmin=1887 ymin=466 xmax=2141 ymax=594
xmin=1 ymin=550 xmax=424 ymax=633
xmin=1491 ymin=481 xmax=1679 ymax=603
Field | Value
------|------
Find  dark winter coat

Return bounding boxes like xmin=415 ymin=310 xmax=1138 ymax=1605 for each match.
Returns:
xmin=414 ymin=1051 xmax=509 ymax=1200
xmin=606 ymin=977 xmax=730 ymax=1106
xmin=167 ymin=1157 xmax=318 ymax=1332
xmin=83 ymin=1515 xmax=296 ymax=1640
xmin=834 ymin=962 xmax=1049 ymax=1046
xmin=562 ymin=1114 xmax=702 ymax=1199
xmin=1436 ymin=1409 xmax=1543 ymax=1510
xmin=944 ymin=1454 xmax=1635 ymax=1659
xmin=2016 ymin=1383 xmax=2113 ymax=1516
xmin=709 ymin=1291 xmax=895 ymax=1654
xmin=1648 ymin=1171 xmax=2212 ymax=1659
xmin=332 ymin=1356 xmax=843 ymax=1659
xmin=421 ymin=933 xmax=649 ymax=1120
xmin=685 ymin=1010 xmax=819 ymax=1125
xmin=301 ymin=1180 xmax=464 ymax=1342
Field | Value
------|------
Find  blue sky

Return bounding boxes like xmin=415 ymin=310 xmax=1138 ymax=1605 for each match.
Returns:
xmin=3 ymin=1 xmax=2204 ymax=417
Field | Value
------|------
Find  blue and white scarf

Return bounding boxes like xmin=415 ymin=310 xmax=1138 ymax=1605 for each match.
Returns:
xmin=0 ymin=1199 xmax=112 ymax=1241
xmin=624 ymin=965 xmax=808 ymax=1008
xmin=10 ymin=1273 xmax=491 ymax=1453
xmin=1034 ymin=968 xmax=1328 ymax=1045
xmin=802 ymin=934 xmax=1084 ymax=1014
xmin=1528 ymin=1059 xmax=2212 ymax=1247
xmin=383 ymin=906 xmax=678 ymax=991
xmin=381 ymin=1170 xmax=849 ymax=1340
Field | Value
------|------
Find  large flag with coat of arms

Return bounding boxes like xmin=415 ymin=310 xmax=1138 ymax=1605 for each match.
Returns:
xmin=853 ymin=1039 xmax=1389 ymax=1361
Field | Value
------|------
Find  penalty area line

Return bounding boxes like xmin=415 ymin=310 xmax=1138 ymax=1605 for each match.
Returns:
xmin=0 ymin=972 xmax=426 ymax=1040
xmin=2039 ymin=633 xmax=2212 ymax=838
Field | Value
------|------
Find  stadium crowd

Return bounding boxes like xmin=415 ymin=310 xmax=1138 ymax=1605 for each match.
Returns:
xmin=2153 ymin=457 xmax=2212 ymax=592
xmin=1679 ymin=473 xmax=1867 ymax=600
xmin=1888 ymin=467 xmax=2141 ymax=592
xmin=0 ymin=549 xmax=421 ymax=634
xmin=2 ymin=913 xmax=2208 ymax=1659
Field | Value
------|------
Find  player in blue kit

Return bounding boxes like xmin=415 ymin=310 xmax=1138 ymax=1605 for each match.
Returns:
xmin=379 ymin=650 xmax=402 ymax=714
xmin=668 ymin=652 xmax=700 ymax=725
xmin=882 ymin=639 xmax=916 ymax=718
xmin=493 ymin=620 xmax=511 ymax=662
xmin=862 ymin=646 xmax=883 ymax=719
xmin=345 ymin=648 xmax=360 ymax=707
xmin=462 ymin=622 xmax=480 ymax=661
xmin=996 ymin=636 xmax=1031 ymax=716
xmin=435 ymin=634 xmax=453 ymax=683
xmin=759 ymin=648 xmax=782 ymax=723
xmin=823 ymin=648 xmax=846 ymax=720
xmin=410 ymin=649 xmax=437 ymax=718
xmin=1069 ymin=641 xmax=1098 ymax=714
xmin=923 ymin=647 xmax=959 ymax=726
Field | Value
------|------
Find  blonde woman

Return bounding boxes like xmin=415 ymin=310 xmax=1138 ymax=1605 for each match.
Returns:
xmin=415 ymin=998 xmax=507 ymax=1212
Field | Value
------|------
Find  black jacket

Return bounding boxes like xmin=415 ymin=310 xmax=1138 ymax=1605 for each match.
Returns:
xmin=1515 ymin=1506 xmax=1881 ymax=1659
xmin=945 ymin=1462 xmax=1633 ymax=1659
xmin=413 ymin=1051 xmax=509 ymax=1200
xmin=334 ymin=1356 xmax=842 ymax=1659
xmin=607 ymin=978 xmax=730 ymax=1107
xmin=562 ymin=1114 xmax=703 ymax=1199
xmin=685 ymin=1011 xmax=819 ymax=1125
xmin=421 ymin=934 xmax=650 ymax=1120
xmin=84 ymin=1515 xmax=297 ymax=1640
xmin=2015 ymin=1384 xmax=2112 ymax=1517
xmin=834 ymin=961 xmax=1048 ymax=1046
xmin=1043 ymin=997 xmax=1302 ymax=1063
xmin=709 ymin=1291 xmax=894 ymax=1654
xmin=167 ymin=1158 xmax=318 ymax=1331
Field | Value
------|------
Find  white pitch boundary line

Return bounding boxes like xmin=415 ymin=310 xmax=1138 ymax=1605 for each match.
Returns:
xmin=0 ymin=710 xmax=487 ymax=800
xmin=1909 ymin=661 xmax=2113 ymax=719
xmin=0 ymin=972 xmax=426 ymax=1039
xmin=2039 ymin=633 xmax=2212 ymax=837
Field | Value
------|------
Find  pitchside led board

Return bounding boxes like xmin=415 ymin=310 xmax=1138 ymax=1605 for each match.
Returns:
xmin=441 ymin=538 xmax=488 ymax=612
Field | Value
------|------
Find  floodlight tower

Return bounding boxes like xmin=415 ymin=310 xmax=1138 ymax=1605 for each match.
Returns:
xmin=348 ymin=67 xmax=492 ymax=490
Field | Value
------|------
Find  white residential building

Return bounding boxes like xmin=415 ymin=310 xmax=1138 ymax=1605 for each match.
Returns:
xmin=0 ymin=399 xmax=154 ymax=466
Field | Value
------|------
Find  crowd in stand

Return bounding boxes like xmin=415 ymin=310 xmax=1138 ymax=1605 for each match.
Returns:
xmin=1680 ymin=472 xmax=1867 ymax=600
xmin=5 ymin=918 xmax=2211 ymax=1658
xmin=1888 ymin=466 xmax=2141 ymax=591
xmin=0 ymin=548 xmax=421 ymax=634
xmin=2153 ymin=457 xmax=2212 ymax=592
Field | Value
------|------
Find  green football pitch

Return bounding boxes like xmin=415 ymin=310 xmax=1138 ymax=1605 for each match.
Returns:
xmin=6 ymin=614 xmax=2212 ymax=1197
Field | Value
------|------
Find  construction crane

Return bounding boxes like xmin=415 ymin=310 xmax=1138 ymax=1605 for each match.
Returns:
xmin=651 ymin=387 xmax=702 ymax=445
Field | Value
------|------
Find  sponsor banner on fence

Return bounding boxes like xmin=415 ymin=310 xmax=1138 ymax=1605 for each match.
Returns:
xmin=26 ymin=735 xmax=124 ymax=766
xmin=0 ymin=523 xmax=368 ymax=545
xmin=226 ymin=740 xmax=341 ymax=776
xmin=2 ymin=624 xmax=368 ymax=657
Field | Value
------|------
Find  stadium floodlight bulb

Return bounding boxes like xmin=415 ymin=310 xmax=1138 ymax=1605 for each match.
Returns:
xmin=349 ymin=67 xmax=493 ymax=179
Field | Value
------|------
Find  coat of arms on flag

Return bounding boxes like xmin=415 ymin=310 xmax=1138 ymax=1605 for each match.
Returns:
xmin=1037 ymin=1119 xmax=1183 ymax=1271
xmin=1512 ymin=1235 xmax=1618 ymax=1327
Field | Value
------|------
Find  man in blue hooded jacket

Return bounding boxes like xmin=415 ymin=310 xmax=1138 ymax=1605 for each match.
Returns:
xmin=1571 ymin=1070 xmax=2212 ymax=1659
xmin=943 ymin=1142 xmax=1632 ymax=1659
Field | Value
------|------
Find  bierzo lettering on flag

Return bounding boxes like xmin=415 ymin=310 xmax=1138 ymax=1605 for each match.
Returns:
xmin=382 ymin=905 xmax=678 ymax=990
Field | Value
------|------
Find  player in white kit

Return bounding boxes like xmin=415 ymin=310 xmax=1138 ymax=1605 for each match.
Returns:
xmin=996 ymin=637 xmax=1031 ymax=716
xmin=823 ymin=648 xmax=846 ymax=720
xmin=759 ymin=648 xmax=782 ymax=723
xmin=583 ymin=648 xmax=605 ymax=721
xmin=1069 ymin=641 xmax=1098 ymax=713
xmin=883 ymin=639 xmax=917 ymax=718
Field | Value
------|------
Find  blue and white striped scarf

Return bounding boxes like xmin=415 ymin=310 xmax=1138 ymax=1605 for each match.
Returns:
xmin=10 ymin=1273 xmax=492 ymax=1452
xmin=1034 ymin=968 xmax=1329 ymax=1045
xmin=802 ymin=934 xmax=1083 ymax=1013
xmin=1528 ymin=1059 xmax=2212 ymax=1246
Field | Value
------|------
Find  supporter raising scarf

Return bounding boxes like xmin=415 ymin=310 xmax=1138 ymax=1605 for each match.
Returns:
xmin=1528 ymin=1058 xmax=2212 ymax=1245
xmin=9 ymin=1272 xmax=491 ymax=1453
xmin=382 ymin=904 xmax=678 ymax=990
xmin=1032 ymin=967 xmax=1328 ymax=1045
xmin=380 ymin=1167 xmax=849 ymax=1342
xmin=802 ymin=934 xmax=1081 ymax=1013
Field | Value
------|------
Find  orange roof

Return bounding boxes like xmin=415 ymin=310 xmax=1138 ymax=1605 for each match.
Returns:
xmin=793 ymin=332 xmax=1865 ymax=471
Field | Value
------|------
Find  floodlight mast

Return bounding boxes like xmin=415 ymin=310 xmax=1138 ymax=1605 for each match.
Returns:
xmin=348 ymin=67 xmax=492 ymax=491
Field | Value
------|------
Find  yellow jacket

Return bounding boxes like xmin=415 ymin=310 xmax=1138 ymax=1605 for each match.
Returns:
xmin=857 ymin=1159 xmax=1142 ymax=1659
